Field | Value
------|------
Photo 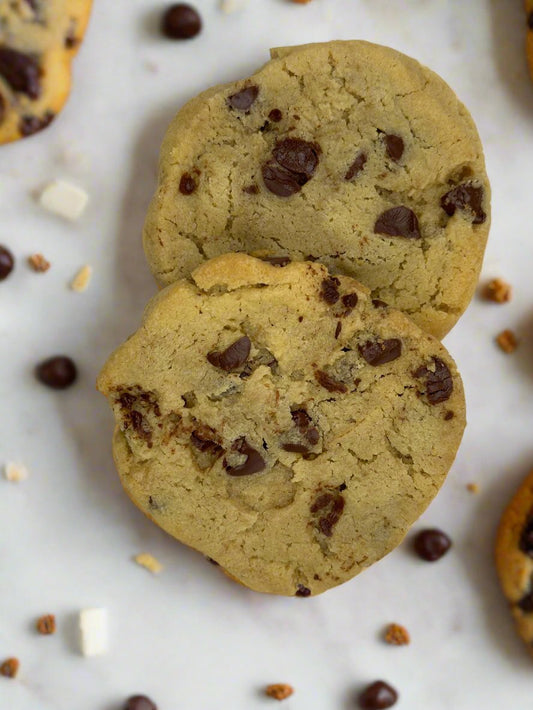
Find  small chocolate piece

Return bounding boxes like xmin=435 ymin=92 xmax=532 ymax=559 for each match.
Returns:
xmin=292 ymin=409 xmax=311 ymax=431
xmin=259 ymin=255 xmax=291 ymax=267
xmin=124 ymin=696 xmax=158 ymax=710
xmin=314 ymin=370 xmax=348 ymax=393
xmin=444 ymin=410 xmax=454 ymax=421
xmin=413 ymin=528 xmax=451 ymax=562
xmin=262 ymin=162 xmax=302 ymax=197
xmin=342 ymin=292 xmax=358 ymax=310
xmin=358 ymin=339 xmax=402 ymax=366
xmin=529 ymin=11 xmax=533 ymax=30
xmin=413 ymin=357 xmax=453 ymax=404
xmin=384 ymin=134 xmax=404 ymax=162
xmin=334 ymin=321 xmax=342 ymax=339
xmin=517 ymin=592 xmax=533 ymax=613
xmin=440 ymin=183 xmax=486 ymax=225
xmin=243 ymin=184 xmax=259 ymax=195
xmin=227 ymin=85 xmax=258 ymax=111
xmin=161 ymin=3 xmax=202 ymax=39
xmin=268 ymin=108 xmax=282 ymax=122
xmin=282 ymin=442 xmax=310 ymax=454
xmin=0 ymin=94 xmax=5 ymax=124
xmin=65 ymin=26 xmax=80 ymax=50
xmin=306 ymin=427 xmax=319 ymax=445
xmin=0 ymin=245 xmax=14 ymax=280
xmin=207 ymin=336 xmax=251 ymax=371
xmin=272 ymin=138 xmax=320 ymax=180
xmin=358 ymin=680 xmax=398 ymax=709
xmin=179 ymin=172 xmax=197 ymax=195
xmin=372 ymin=299 xmax=388 ymax=308
xmin=0 ymin=48 xmax=40 ymax=99
xmin=35 ymin=356 xmax=77 ymax=389
xmin=345 ymin=152 xmax=367 ymax=180
xmin=190 ymin=428 xmax=223 ymax=457
xmin=223 ymin=437 xmax=266 ymax=476
xmin=36 ymin=614 xmax=56 ymax=635
xmin=310 ymin=491 xmax=345 ymax=537
xmin=374 ymin=206 xmax=421 ymax=239
xmin=519 ymin=516 xmax=533 ymax=556
xmin=19 ymin=111 xmax=55 ymax=136
xmin=320 ymin=277 xmax=340 ymax=305
xmin=130 ymin=411 xmax=152 ymax=445
xmin=295 ymin=584 xmax=311 ymax=597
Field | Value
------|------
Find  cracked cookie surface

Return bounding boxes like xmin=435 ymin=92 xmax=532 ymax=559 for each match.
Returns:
xmin=0 ymin=0 xmax=92 ymax=144
xmin=98 ymin=254 xmax=466 ymax=596
xmin=144 ymin=40 xmax=491 ymax=339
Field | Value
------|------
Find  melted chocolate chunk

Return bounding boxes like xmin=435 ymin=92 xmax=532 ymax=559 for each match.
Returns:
xmin=529 ymin=11 xmax=533 ymax=30
xmin=243 ymin=184 xmax=259 ymax=194
xmin=227 ymin=85 xmax=259 ymax=111
xmin=190 ymin=427 xmax=223 ymax=457
xmin=282 ymin=410 xmax=320 ymax=453
xmin=130 ymin=410 xmax=152 ymax=445
xmin=207 ymin=336 xmax=251 ymax=371
xmin=441 ymin=183 xmax=486 ymax=224
xmin=345 ymin=152 xmax=367 ymax=180
xmin=310 ymin=491 xmax=345 ymax=537
xmin=268 ymin=108 xmax=282 ymax=122
xmin=374 ymin=206 xmax=421 ymax=239
xmin=223 ymin=437 xmax=266 ymax=476
xmin=0 ymin=48 xmax=40 ymax=99
xmin=295 ymin=584 xmax=311 ymax=597
xmin=320 ymin=277 xmax=340 ymax=305
xmin=314 ymin=370 xmax=348 ymax=393
xmin=444 ymin=410 xmax=454 ymax=421
xmin=35 ymin=356 xmax=77 ymax=389
xmin=520 ymin=516 xmax=533 ymax=556
xmin=19 ymin=111 xmax=54 ymax=137
xmin=282 ymin=442 xmax=310 ymax=454
xmin=334 ymin=321 xmax=342 ymax=339
xmin=162 ymin=4 xmax=202 ymax=39
xmin=384 ymin=134 xmax=404 ymax=162
xmin=272 ymin=138 xmax=320 ymax=178
xmin=413 ymin=528 xmax=451 ymax=561
xmin=0 ymin=245 xmax=14 ymax=280
xmin=372 ymin=299 xmax=388 ymax=308
xmin=342 ymin=292 xmax=358 ymax=310
xmin=359 ymin=339 xmax=402 ymax=366
xmin=259 ymin=255 xmax=291 ymax=267
xmin=413 ymin=357 xmax=453 ymax=404
xmin=262 ymin=162 xmax=302 ymax=197
xmin=292 ymin=409 xmax=311 ymax=431
xmin=358 ymin=680 xmax=398 ymax=709
xmin=179 ymin=172 xmax=197 ymax=195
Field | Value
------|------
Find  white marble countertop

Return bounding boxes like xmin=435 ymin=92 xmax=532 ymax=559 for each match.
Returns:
xmin=2 ymin=1 xmax=533 ymax=708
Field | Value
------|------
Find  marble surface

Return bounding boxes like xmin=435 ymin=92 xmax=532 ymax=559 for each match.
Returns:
xmin=2 ymin=1 xmax=533 ymax=708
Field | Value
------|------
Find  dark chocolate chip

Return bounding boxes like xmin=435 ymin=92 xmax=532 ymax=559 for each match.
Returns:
xmin=441 ymin=183 xmax=486 ymax=225
xmin=358 ymin=680 xmax=398 ymax=709
xmin=374 ymin=206 xmax=421 ymax=239
xmin=207 ymin=336 xmax=251 ymax=371
xmin=268 ymin=108 xmax=282 ymax=122
xmin=339 ymin=482 xmax=347 ymax=492
xmin=320 ymin=277 xmax=340 ymax=305
xmin=130 ymin=410 xmax=152 ymax=445
xmin=259 ymin=255 xmax=291 ymax=267
xmin=228 ymin=85 xmax=259 ymax=111
xmin=359 ymin=339 xmax=402 ymax=366
xmin=223 ymin=437 xmax=266 ymax=476
xmin=413 ymin=357 xmax=453 ymax=404
xmin=0 ymin=48 xmax=40 ymax=99
xmin=179 ymin=172 xmax=197 ymax=195
xmin=295 ymin=584 xmax=311 ymax=597
xmin=124 ymin=696 xmax=157 ymax=710
xmin=0 ymin=245 xmax=14 ymax=280
xmin=0 ymin=94 xmax=5 ymax=124
xmin=292 ymin=409 xmax=311 ymax=431
xmin=518 ymin=592 xmax=533 ymax=613
xmin=190 ymin=427 xmax=222 ymax=456
xmin=262 ymin=162 xmax=302 ymax=197
xmin=310 ymin=491 xmax=345 ymax=537
xmin=529 ymin=11 xmax=533 ymax=30
xmin=243 ymin=184 xmax=259 ymax=194
xmin=314 ymin=370 xmax=348 ymax=393
xmin=65 ymin=28 xmax=79 ymax=50
xmin=334 ymin=321 xmax=342 ymax=339
xmin=272 ymin=138 xmax=320 ymax=180
xmin=372 ymin=299 xmax=388 ymax=308
xmin=118 ymin=392 xmax=136 ymax=409
xmin=161 ymin=4 xmax=202 ymax=39
xmin=19 ymin=111 xmax=54 ymax=137
xmin=520 ymin=516 xmax=533 ymax=557
xmin=342 ymin=292 xmax=358 ymax=310
xmin=413 ymin=528 xmax=451 ymax=562
xmin=444 ymin=410 xmax=454 ymax=421
xmin=35 ymin=356 xmax=77 ymax=389
xmin=282 ymin=442 xmax=310 ymax=454
xmin=384 ymin=134 xmax=404 ymax=162
xmin=345 ymin=151 xmax=367 ymax=180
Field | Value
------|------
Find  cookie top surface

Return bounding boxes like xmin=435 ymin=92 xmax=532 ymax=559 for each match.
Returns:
xmin=98 ymin=254 xmax=466 ymax=596
xmin=0 ymin=0 xmax=92 ymax=143
xmin=143 ymin=40 xmax=491 ymax=339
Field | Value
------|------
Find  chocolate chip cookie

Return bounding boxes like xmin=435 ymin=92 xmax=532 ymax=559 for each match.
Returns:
xmin=0 ymin=0 xmax=92 ymax=144
xmin=97 ymin=254 xmax=466 ymax=596
xmin=143 ymin=40 xmax=491 ymax=339
xmin=526 ymin=1 xmax=533 ymax=79
xmin=495 ymin=469 xmax=533 ymax=654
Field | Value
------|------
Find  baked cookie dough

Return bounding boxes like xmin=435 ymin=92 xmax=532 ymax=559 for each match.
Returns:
xmin=98 ymin=254 xmax=466 ymax=596
xmin=0 ymin=0 xmax=92 ymax=144
xmin=143 ymin=40 xmax=491 ymax=339
xmin=496 ymin=469 xmax=533 ymax=654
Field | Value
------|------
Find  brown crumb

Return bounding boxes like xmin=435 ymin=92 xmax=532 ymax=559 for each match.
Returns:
xmin=384 ymin=623 xmax=410 ymax=646
xmin=484 ymin=278 xmax=512 ymax=304
xmin=265 ymin=683 xmax=294 ymax=701
xmin=496 ymin=329 xmax=518 ymax=354
xmin=466 ymin=483 xmax=480 ymax=494
xmin=28 ymin=253 xmax=50 ymax=273
xmin=0 ymin=657 xmax=19 ymax=678
xmin=36 ymin=614 xmax=56 ymax=635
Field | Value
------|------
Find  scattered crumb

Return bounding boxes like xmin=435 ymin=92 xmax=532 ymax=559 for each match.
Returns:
xmin=70 ymin=264 xmax=92 ymax=292
xmin=496 ymin=329 xmax=518 ymax=354
xmin=0 ymin=658 xmax=20 ymax=678
xmin=265 ymin=684 xmax=294 ymax=701
xmin=484 ymin=278 xmax=512 ymax=304
xmin=79 ymin=608 xmax=108 ymax=657
xmin=219 ymin=0 xmax=248 ymax=12
xmin=134 ymin=553 xmax=163 ymax=575
xmin=39 ymin=180 xmax=89 ymax=221
xmin=466 ymin=483 xmax=480 ymax=494
xmin=4 ymin=461 xmax=29 ymax=482
xmin=36 ymin=614 xmax=56 ymax=635
xmin=28 ymin=253 xmax=50 ymax=273
xmin=384 ymin=623 xmax=410 ymax=646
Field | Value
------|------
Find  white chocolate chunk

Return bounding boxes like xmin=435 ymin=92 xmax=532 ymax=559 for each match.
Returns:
xmin=79 ymin=608 xmax=108 ymax=656
xmin=39 ymin=180 xmax=89 ymax=221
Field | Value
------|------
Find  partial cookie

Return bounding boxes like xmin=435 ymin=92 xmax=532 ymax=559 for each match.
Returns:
xmin=143 ymin=40 xmax=491 ymax=339
xmin=526 ymin=1 xmax=533 ymax=79
xmin=98 ymin=254 xmax=466 ymax=596
xmin=495 ymin=469 xmax=533 ymax=654
xmin=0 ymin=0 xmax=92 ymax=144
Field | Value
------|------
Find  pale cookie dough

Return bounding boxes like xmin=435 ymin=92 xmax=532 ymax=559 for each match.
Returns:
xmin=143 ymin=40 xmax=491 ymax=339
xmin=496 ymin=469 xmax=533 ymax=655
xmin=98 ymin=254 xmax=466 ymax=596
xmin=0 ymin=0 xmax=92 ymax=144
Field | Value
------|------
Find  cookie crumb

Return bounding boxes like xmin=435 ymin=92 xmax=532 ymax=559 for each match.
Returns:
xmin=265 ymin=684 xmax=294 ymax=701
xmin=384 ymin=623 xmax=410 ymax=646
xmin=134 ymin=553 xmax=163 ymax=575
xmin=4 ymin=461 xmax=28 ymax=482
xmin=39 ymin=180 xmax=89 ymax=221
xmin=36 ymin=614 xmax=56 ymax=635
xmin=0 ymin=658 xmax=19 ymax=678
xmin=28 ymin=253 xmax=50 ymax=273
xmin=484 ymin=278 xmax=512 ymax=304
xmin=466 ymin=482 xmax=480 ymax=494
xmin=70 ymin=264 xmax=92 ymax=292
xmin=496 ymin=329 xmax=518 ymax=354
xmin=79 ymin=608 xmax=108 ymax=657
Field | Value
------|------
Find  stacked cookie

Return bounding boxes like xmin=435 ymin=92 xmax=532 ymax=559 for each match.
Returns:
xmin=99 ymin=41 xmax=490 ymax=596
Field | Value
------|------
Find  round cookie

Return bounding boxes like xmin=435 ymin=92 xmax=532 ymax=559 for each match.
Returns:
xmin=97 ymin=254 xmax=466 ymax=596
xmin=0 ymin=0 xmax=93 ymax=144
xmin=143 ymin=40 xmax=491 ymax=339
xmin=495 ymin=469 xmax=533 ymax=654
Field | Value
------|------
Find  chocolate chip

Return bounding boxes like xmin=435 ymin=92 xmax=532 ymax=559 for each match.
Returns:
xmin=384 ymin=134 xmax=404 ymax=162
xmin=227 ymin=85 xmax=259 ymax=111
xmin=372 ymin=299 xmax=388 ymax=308
xmin=124 ymin=696 xmax=157 ymax=710
xmin=0 ymin=48 xmax=40 ymax=99
xmin=342 ymin=292 xmax=358 ymax=310
xmin=268 ymin=108 xmax=282 ymax=122
xmin=314 ymin=370 xmax=348 ymax=393
xmin=65 ymin=27 xmax=79 ymax=49
xmin=295 ymin=584 xmax=311 ymax=597
xmin=19 ymin=111 xmax=55 ymax=136
xmin=262 ymin=162 xmax=302 ymax=197
xmin=413 ymin=528 xmax=451 ymax=561
xmin=310 ymin=491 xmax=345 ymax=537
xmin=259 ymin=255 xmax=291 ymax=267
xmin=358 ymin=680 xmax=398 ymax=709
xmin=345 ymin=151 xmax=367 ymax=180
xmin=374 ymin=206 xmax=421 ymax=239
xmin=320 ymin=277 xmax=340 ymax=305
xmin=334 ymin=321 xmax=342 ymax=339
xmin=358 ymin=339 xmax=402 ymax=366
xmin=282 ymin=442 xmax=310 ymax=454
xmin=292 ymin=409 xmax=311 ymax=431
xmin=161 ymin=4 xmax=202 ymax=39
xmin=179 ymin=172 xmax=197 ymax=195
xmin=223 ymin=437 xmax=266 ymax=476
xmin=35 ymin=356 xmax=77 ymax=389
xmin=207 ymin=336 xmax=251 ymax=371
xmin=0 ymin=245 xmax=14 ymax=280
xmin=190 ymin=427 xmax=223 ymax=457
xmin=130 ymin=411 xmax=152 ymax=445
xmin=272 ymin=138 xmax=320 ymax=179
xmin=520 ymin=516 xmax=533 ymax=556
xmin=243 ymin=184 xmax=259 ymax=194
xmin=413 ymin=357 xmax=453 ymax=404
xmin=444 ymin=410 xmax=454 ymax=421
xmin=529 ymin=11 xmax=533 ymax=30
xmin=441 ymin=183 xmax=486 ymax=224
xmin=518 ymin=592 xmax=533 ymax=613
